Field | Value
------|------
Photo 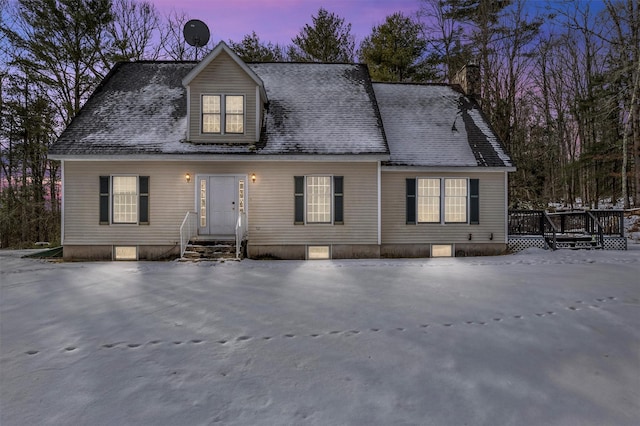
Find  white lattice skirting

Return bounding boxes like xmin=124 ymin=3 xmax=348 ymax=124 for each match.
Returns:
xmin=508 ymin=236 xmax=627 ymax=252
xmin=602 ymin=237 xmax=627 ymax=250
xmin=508 ymin=236 xmax=549 ymax=252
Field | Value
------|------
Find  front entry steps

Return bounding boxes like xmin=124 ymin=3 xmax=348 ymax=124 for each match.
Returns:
xmin=181 ymin=238 xmax=247 ymax=261
xmin=545 ymin=234 xmax=603 ymax=250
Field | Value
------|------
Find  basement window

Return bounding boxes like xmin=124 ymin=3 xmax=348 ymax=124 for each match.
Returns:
xmin=431 ymin=244 xmax=453 ymax=258
xmin=114 ymin=246 xmax=138 ymax=261
xmin=307 ymin=245 xmax=331 ymax=260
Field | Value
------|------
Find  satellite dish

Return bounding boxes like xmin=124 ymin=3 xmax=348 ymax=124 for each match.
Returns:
xmin=183 ymin=19 xmax=210 ymax=60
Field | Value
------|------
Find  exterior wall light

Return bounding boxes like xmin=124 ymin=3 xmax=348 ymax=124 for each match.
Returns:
xmin=251 ymin=173 xmax=256 ymax=183
xmin=185 ymin=173 xmax=191 ymax=183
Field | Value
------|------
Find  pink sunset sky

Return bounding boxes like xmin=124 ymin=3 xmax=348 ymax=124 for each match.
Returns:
xmin=149 ymin=0 xmax=421 ymax=46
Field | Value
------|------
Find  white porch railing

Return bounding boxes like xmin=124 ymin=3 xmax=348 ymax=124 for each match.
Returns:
xmin=235 ymin=212 xmax=247 ymax=259
xmin=179 ymin=211 xmax=198 ymax=258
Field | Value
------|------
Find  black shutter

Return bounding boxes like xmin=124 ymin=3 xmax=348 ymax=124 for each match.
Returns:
xmin=470 ymin=178 xmax=479 ymax=224
xmin=406 ymin=178 xmax=416 ymax=224
xmin=139 ymin=176 xmax=149 ymax=225
xmin=99 ymin=176 xmax=109 ymax=224
xmin=334 ymin=176 xmax=343 ymax=224
xmin=294 ymin=176 xmax=304 ymax=224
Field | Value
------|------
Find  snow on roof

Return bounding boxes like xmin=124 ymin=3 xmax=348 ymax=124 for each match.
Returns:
xmin=373 ymin=83 xmax=512 ymax=167
xmin=50 ymin=59 xmax=511 ymax=167
xmin=248 ymin=63 xmax=388 ymax=155
xmin=49 ymin=62 xmax=192 ymax=156
xmin=49 ymin=61 xmax=389 ymax=157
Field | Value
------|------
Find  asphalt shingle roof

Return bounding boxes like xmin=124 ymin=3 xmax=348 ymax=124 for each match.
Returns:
xmin=49 ymin=61 xmax=389 ymax=157
xmin=49 ymin=62 xmax=193 ymax=156
xmin=373 ymin=83 xmax=512 ymax=167
xmin=248 ymin=63 xmax=387 ymax=155
xmin=49 ymin=58 xmax=512 ymax=169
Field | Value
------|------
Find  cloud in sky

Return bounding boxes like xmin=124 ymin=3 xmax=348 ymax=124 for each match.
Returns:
xmin=149 ymin=0 xmax=420 ymax=46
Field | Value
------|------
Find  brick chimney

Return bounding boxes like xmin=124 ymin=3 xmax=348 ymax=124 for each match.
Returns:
xmin=453 ymin=64 xmax=481 ymax=99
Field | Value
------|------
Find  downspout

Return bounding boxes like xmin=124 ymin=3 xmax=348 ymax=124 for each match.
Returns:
xmin=60 ymin=160 xmax=65 ymax=245
xmin=377 ymin=161 xmax=381 ymax=246
xmin=255 ymin=86 xmax=260 ymax=139
xmin=504 ymin=171 xmax=508 ymax=243
xmin=185 ymin=86 xmax=191 ymax=141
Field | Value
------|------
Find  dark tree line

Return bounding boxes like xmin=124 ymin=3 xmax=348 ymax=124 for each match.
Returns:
xmin=1 ymin=0 xmax=638 ymax=247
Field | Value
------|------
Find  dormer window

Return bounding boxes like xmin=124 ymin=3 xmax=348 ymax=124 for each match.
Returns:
xmin=202 ymin=94 xmax=244 ymax=134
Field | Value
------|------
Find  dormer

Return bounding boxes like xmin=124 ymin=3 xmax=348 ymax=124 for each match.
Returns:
xmin=182 ymin=41 xmax=268 ymax=144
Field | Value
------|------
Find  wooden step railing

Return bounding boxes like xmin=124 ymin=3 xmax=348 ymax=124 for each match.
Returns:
xmin=508 ymin=209 xmax=624 ymax=250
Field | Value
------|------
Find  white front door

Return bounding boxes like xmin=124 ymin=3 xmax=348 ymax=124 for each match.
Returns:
xmin=198 ymin=176 xmax=237 ymax=236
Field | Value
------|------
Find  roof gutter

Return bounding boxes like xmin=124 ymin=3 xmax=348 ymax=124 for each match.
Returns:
xmin=382 ymin=165 xmax=516 ymax=172
xmin=48 ymin=153 xmax=391 ymax=162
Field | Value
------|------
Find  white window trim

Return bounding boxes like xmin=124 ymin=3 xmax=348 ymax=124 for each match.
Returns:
xmin=305 ymin=175 xmax=334 ymax=225
xmin=201 ymin=94 xmax=245 ymax=135
xmin=111 ymin=174 xmax=139 ymax=225
xmin=443 ymin=178 xmax=468 ymax=224
xmin=416 ymin=177 xmax=470 ymax=225
xmin=113 ymin=246 xmax=138 ymax=261
xmin=431 ymin=244 xmax=453 ymax=257
xmin=307 ymin=245 xmax=331 ymax=260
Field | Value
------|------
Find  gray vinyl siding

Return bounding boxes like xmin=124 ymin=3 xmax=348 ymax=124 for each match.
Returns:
xmin=64 ymin=162 xmax=193 ymax=245
xmin=63 ymin=161 xmax=379 ymax=246
xmin=188 ymin=51 xmax=258 ymax=143
xmin=247 ymin=162 xmax=379 ymax=245
xmin=381 ymin=171 xmax=507 ymax=244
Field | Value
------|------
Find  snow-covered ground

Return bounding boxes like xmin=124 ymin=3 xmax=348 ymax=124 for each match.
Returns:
xmin=1 ymin=249 xmax=639 ymax=426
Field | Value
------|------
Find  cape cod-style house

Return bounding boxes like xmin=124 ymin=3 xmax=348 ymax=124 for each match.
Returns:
xmin=48 ymin=42 xmax=515 ymax=260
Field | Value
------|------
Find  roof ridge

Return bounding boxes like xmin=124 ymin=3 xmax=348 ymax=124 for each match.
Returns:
xmin=372 ymin=81 xmax=453 ymax=87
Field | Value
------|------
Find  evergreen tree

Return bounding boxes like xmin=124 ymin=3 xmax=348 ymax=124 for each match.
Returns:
xmin=2 ymin=0 xmax=113 ymax=122
xmin=230 ymin=31 xmax=285 ymax=62
xmin=358 ymin=12 xmax=432 ymax=82
xmin=288 ymin=7 xmax=355 ymax=62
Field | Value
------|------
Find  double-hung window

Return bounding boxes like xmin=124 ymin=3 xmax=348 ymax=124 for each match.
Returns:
xmin=407 ymin=178 xmax=479 ymax=225
xmin=100 ymin=175 xmax=149 ymax=225
xmin=294 ymin=176 xmax=344 ymax=225
xmin=202 ymin=95 xmax=244 ymax=134
xmin=444 ymin=178 xmax=468 ymax=223
xmin=417 ymin=178 xmax=441 ymax=223
xmin=112 ymin=176 xmax=138 ymax=223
